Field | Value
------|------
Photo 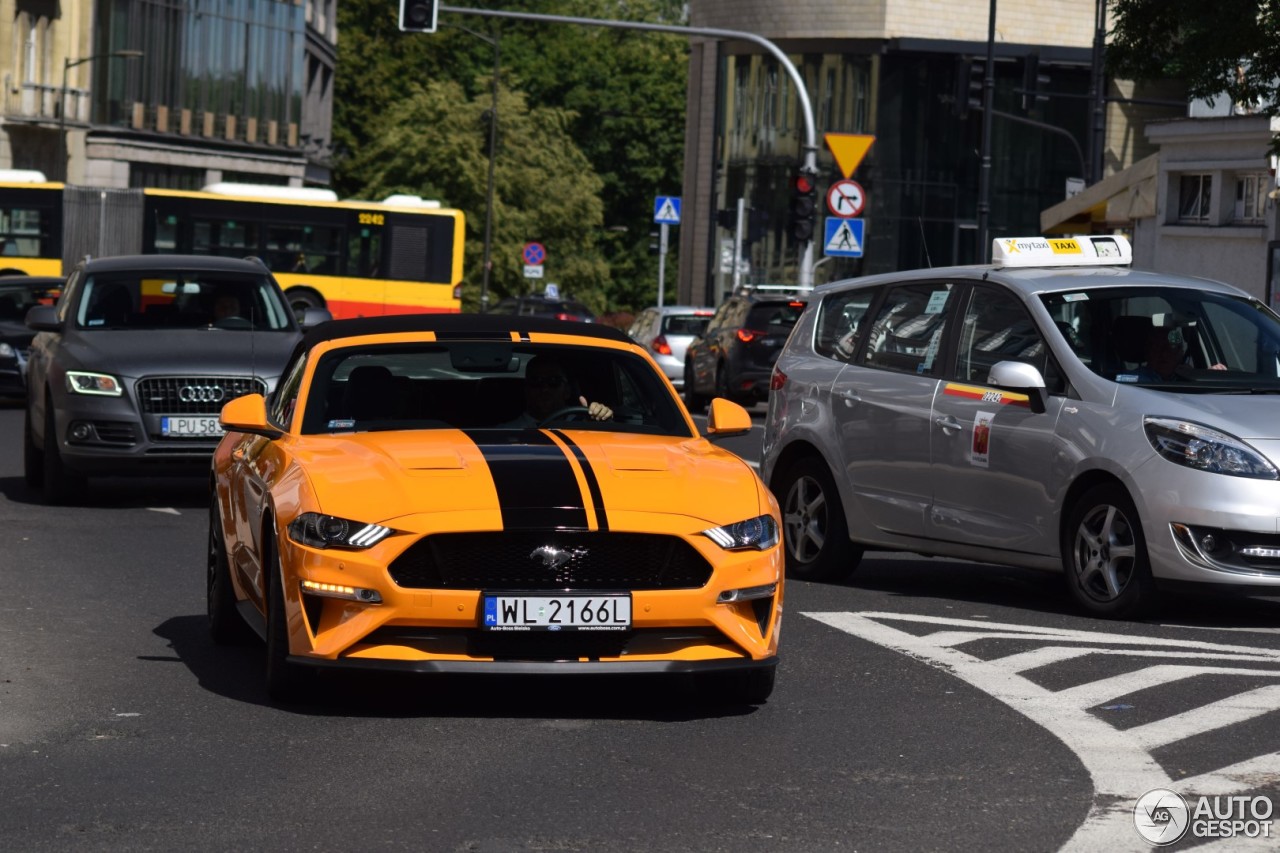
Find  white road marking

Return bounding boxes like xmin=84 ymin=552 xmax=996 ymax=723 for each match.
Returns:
xmin=804 ymin=611 xmax=1280 ymax=852
xmin=147 ymin=507 xmax=181 ymax=515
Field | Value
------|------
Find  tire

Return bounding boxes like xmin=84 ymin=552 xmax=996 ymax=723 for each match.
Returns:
xmin=41 ymin=398 xmax=84 ymax=505
xmin=776 ymin=456 xmax=862 ymax=581
xmin=1061 ymin=483 xmax=1157 ymax=619
xmin=23 ymin=405 xmax=44 ymax=490
xmin=264 ymin=527 xmax=314 ymax=703
xmin=683 ymin=361 xmax=708 ymax=413
xmin=696 ymin=666 xmax=776 ymax=705
xmin=287 ymin=288 xmax=324 ymax=315
xmin=208 ymin=499 xmax=252 ymax=645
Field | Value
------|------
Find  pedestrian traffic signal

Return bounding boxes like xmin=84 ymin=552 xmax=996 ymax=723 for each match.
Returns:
xmin=398 ymin=0 xmax=438 ymax=32
xmin=787 ymin=171 xmax=817 ymax=243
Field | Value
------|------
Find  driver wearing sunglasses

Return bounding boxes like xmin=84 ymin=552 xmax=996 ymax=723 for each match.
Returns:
xmin=502 ymin=355 xmax=613 ymax=428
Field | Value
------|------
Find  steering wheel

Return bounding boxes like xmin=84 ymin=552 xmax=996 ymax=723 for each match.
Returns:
xmin=538 ymin=405 xmax=592 ymax=426
xmin=213 ymin=316 xmax=253 ymax=330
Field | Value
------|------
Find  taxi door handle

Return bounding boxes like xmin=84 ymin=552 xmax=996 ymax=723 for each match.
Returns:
xmin=935 ymin=415 xmax=962 ymax=432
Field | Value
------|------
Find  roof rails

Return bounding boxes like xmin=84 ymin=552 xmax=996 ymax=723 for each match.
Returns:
xmin=201 ymin=182 xmax=339 ymax=202
xmin=733 ymin=283 xmax=812 ymax=298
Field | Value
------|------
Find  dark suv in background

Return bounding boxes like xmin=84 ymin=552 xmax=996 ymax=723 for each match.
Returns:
xmin=23 ymin=254 xmax=329 ymax=503
xmin=489 ymin=294 xmax=595 ymax=323
xmin=683 ymin=286 xmax=807 ymax=410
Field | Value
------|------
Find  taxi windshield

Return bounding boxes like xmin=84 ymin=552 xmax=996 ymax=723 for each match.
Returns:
xmin=1041 ymin=286 xmax=1280 ymax=391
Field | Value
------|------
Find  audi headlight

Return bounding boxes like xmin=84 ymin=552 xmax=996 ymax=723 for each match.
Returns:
xmin=287 ymin=513 xmax=395 ymax=549
xmin=703 ymin=514 xmax=780 ymax=550
xmin=65 ymin=371 xmax=122 ymax=396
xmin=1143 ymin=417 xmax=1278 ymax=479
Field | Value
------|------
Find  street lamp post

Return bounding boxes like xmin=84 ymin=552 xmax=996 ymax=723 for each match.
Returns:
xmin=60 ymin=50 xmax=143 ymax=181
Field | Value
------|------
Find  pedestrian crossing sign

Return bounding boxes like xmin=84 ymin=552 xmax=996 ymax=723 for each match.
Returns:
xmin=824 ymin=217 xmax=865 ymax=257
xmin=653 ymin=196 xmax=682 ymax=224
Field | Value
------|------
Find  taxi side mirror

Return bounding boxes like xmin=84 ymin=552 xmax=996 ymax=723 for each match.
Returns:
xmin=987 ymin=360 xmax=1047 ymax=414
xmin=220 ymin=393 xmax=283 ymax=439
xmin=706 ymin=397 xmax=752 ymax=436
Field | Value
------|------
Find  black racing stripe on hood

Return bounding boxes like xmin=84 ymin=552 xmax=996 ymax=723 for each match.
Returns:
xmin=551 ymin=430 xmax=608 ymax=532
xmin=462 ymin=429 xmax=588 ymax=530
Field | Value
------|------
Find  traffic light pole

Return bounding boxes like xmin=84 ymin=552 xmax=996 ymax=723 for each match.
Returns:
xmin=437 ymin=5 xmax=820 ymax=289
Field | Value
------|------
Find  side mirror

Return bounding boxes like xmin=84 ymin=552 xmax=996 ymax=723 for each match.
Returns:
xmin=220 ymin=393 xmax=283 ymax=439
xmin=706 ymin=397 xmax=752 ymax=436
xmin=25 ymin=304 xmax=60 ymax=332
xmin=299 ymin=307 xmax=332 ymax=329
xmin=987 ymin=360 xmax=1047 ymax=414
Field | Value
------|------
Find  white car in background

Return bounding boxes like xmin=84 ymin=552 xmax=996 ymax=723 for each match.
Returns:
xmin=628 ymin=305 xmax=713 ymax=389
xmin=763 ymin=234 xmax=1280 ymax=618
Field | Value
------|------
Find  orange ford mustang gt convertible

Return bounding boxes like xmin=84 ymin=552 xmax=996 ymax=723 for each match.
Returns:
xmin=209 ymin=315 xmax=783 ymax=703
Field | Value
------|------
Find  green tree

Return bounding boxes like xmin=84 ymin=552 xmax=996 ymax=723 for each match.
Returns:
xmin=333 ymin=0 xmax=689 ymax=314
xmin=346 ymin=78 xmax=609 ymax=312
xmin=1108 ymin=0 xmax=1280 ymax=114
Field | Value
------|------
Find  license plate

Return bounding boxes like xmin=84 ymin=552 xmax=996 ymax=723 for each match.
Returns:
xmin=482 ymin=593 xmax=631 ymax=632
xmin=161 ymin=416 xmax=224 ymax=437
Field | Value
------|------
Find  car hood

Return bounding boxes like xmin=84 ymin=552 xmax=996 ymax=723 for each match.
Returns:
xmin=50 ymin=329 xmax=299 ymax=378
xmin=291 ymin=429 xmax=764 ymax=529
xmin=1119 ymin=385 xmax=1280 ymax=440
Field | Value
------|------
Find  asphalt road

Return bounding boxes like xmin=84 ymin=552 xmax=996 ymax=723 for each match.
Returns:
xmin=3 ymin=402 xmax=1280 ymax=852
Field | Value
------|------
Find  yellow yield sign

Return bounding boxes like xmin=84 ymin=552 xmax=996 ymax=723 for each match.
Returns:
xmin=825 ymin=133 xmax=875 ymax=179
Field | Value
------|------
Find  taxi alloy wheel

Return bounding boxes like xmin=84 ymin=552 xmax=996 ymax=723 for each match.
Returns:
xmin=265 ymin=528 xmax=315 ymax=703
xmin=778 ymin=457 xmax=862 ymax=582
xmin=208 ymin=500 xmax=251 ymax=645
xmin=23 ymin=405 xmax=43 ymax=490
xmin=1063 ymin=484 xmax=1156 ymax=619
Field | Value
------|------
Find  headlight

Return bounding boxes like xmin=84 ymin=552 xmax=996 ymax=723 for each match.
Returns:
xmin=703 ymin=514 xmax=780 ymax=550
xmin=287 ymin=512 xmax=395 ymax=549
xmin=0 ymin=342 xmax=14 ymax=358
xmin=65 ymin=371 xmax=123 ymax=396
xmin=1143 ymin=417 xmax=1278 ymax=479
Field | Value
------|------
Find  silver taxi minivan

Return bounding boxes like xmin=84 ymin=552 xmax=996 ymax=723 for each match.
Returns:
xmin=762 ymin=235 xmax=1280 ymax=618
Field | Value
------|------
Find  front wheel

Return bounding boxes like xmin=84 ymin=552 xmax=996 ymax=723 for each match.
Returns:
xmin=41 ymin=398 xmax=84 ymax=505
xmin=208 ymin=500 xmax=252 ymax=645
xmin=776 ymin=456 xmax=862 ymax=581
xmin=23 ymin=405 xmax=44 ymax=490
xmin=265 ymin=530 xmax=315 ymax=702
xmin=1062 ymin=483 xmax=1157 ymax=619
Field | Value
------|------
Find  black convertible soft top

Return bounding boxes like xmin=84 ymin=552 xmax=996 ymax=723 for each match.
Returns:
xmin=299 ymin=313 xmax=630 ymax=352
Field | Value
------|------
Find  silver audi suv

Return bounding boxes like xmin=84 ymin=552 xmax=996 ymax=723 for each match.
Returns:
xmin=762 ymin=234 xmax=1280 ymax=618
xmin=23 ymin=254 xmax=328 ymax=503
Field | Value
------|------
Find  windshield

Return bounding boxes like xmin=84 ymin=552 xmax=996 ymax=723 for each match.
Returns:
xmin=1041 ymin=286 xmax=1280 ymax=391
xmin=299 ymin=342 xmax=693 ymax=437
xmin=74 ymin=271 xmax=292 ymax=331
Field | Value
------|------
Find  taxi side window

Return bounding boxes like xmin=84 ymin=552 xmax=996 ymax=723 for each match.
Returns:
xmin=959 ymin=286 xmax=1066 ymax=393
xmin=864 ymin=283 xmax=953 ymax=375
xmin=816 ymin=287 xmax=878 ymax=363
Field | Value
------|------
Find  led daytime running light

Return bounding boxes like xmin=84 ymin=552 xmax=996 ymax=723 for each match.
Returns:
xmin=703 ymin=514 xmax=780 ymax=550
xmin=300 ymin=579 xmax=382 ymax=603
xmin=287 ymin=512 xmax=394 ymax=549
xmin=65 ymin=371 xmax=123 ymax=396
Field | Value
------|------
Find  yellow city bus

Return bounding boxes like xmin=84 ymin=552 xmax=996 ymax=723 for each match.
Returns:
xmin=0 ymin=175 xmax=465 ymax=318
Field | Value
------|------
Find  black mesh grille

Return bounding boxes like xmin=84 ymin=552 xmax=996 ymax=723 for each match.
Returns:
xmin=136 ymin=376 xmax=267 ymax=415
xmin=360 ymin=626 xmax=728 ymax=662
xmin=91 ymin=421 xmax=137 ymax=444
xmin=388 ymin=532 xmax=714 ymax=591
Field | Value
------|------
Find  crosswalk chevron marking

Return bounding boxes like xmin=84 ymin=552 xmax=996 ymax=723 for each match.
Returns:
xmin=804 ymin=611 xmax=1280 ymax=852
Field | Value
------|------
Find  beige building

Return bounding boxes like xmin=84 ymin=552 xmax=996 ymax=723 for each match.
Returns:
xmin=680 ymin=0 xmax=1183 ymax=305
xmin=0 ymin=0 xmax=336 ymax=189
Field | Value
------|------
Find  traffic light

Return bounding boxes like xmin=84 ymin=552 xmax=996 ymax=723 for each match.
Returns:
xmin=787 ymin=171 xmax=817 ymax=243
xmin=398 ymin=0 xmax=438 ymax=32
xmin=1021 ymin=52 xmax=1050 ymax=112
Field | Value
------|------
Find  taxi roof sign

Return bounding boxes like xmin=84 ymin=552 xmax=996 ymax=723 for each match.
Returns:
xmin=992 ymin=235 xmax=1132 ymax=268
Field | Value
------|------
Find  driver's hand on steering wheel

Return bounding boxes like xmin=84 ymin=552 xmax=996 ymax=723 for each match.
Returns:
xmin=581 ymin=396 xmax=613 ymax=421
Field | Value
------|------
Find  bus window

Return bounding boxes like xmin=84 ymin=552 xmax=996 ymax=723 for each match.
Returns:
xmin=268 ymin=225 xmax=341 ymax=275
xmin=0 ymin=206 xmax=46 ymax=257
xmin=154 ymin=213 xmax=178 ymax=251
xmin=194 ymin=218 xmax=260 ymax=258
xmin=347 ymin=228 xmax=383 ymax=278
